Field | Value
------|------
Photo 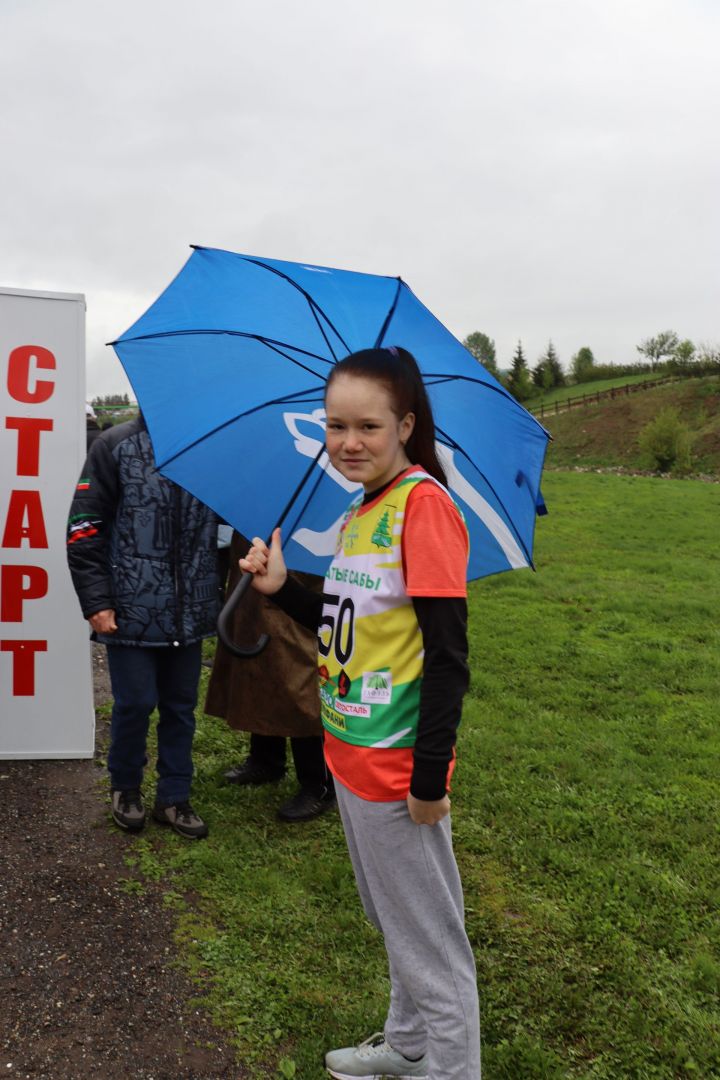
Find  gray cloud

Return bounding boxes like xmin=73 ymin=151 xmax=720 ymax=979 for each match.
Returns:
xmin=1 ymin=0 xmax=718 ymax=394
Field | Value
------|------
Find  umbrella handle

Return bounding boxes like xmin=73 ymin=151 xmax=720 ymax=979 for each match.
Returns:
xmin=215 ymin=444 xmax=327 ymax=659
xmin=216 ymin=572 xmax=270 ymax=658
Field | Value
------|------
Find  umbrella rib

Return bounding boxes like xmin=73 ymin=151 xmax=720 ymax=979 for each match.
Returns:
xmin=308 ymin=304 xmax=341 ymax=362
xmin=112 ymin=327 xmax=331 ymax=363
xmin=273 ymin=443 xmax=328 ymax=533
xmin=373 ymin=277 xmax=403 ymax=347
xmin=155 ymin=387 xmax=326 ymax=469
xmin=239 ymin=256 xmax=352 ymax=360
xmin=423 ymin=373 xmax=549 ymax=433
xmin=113 ymin=328 xmax=341 ymax=381
xmin=259 ymin=338 xmax=336 ymax=378
xmin=434 ymin=423 xmax=535 ymax=570
xmin=280 ymin=444 xmax=330 ymax=537
xmin=283 ymin=454 xmax=331 ymax=544
xmin=425 ymin=372 xmax=508 ymax=389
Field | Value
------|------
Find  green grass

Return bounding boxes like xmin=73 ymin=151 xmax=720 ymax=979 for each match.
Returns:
xmin=125 ymin=471 xmax=720 ymax=1078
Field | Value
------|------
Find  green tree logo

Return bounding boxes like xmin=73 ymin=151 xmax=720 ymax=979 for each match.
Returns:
xmin=371 ymin=509 xmax=393 ymax=548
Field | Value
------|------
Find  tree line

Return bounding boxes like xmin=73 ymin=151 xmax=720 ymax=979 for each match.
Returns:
xmin=91 ymin=393 xmax=132 ymax=409
xmin=462 ymin=331 xmax=720 ymax=403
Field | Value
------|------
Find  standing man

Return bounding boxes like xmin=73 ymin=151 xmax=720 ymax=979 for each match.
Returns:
xmin=67 ymin=414 xmax=219 ymax=839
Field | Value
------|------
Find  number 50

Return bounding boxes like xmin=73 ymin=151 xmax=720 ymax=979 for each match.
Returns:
xmin=317 ymin=594 xmax=355 ymax=665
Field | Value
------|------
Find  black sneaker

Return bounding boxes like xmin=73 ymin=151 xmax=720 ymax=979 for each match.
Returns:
xmin=153 ymin=800 xmax=208 ymax=839
xmin=223 ymin=758 xmax=285 ymax=786
xmin=111 ymin=788 xmax=146 ymax=832
xmin=277 ymin=787 xmax=336 ymax=823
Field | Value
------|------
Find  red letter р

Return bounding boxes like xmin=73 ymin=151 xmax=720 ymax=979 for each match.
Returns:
xmin=7 ymin=345 xmax=56 ymax=404
xmin=2 ymin=491 xmax=49 ymax=548
xmin=1 ymin=640 xmax=47 ymax=696
xmin=1 ymin=565 xmax=49 ymax=621
xmin=5 ymin=418 xmax=54 ymax=476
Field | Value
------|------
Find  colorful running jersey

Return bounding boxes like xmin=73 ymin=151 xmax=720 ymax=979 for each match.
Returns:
xmin=319 ymin=470 xmax=456 ymax=749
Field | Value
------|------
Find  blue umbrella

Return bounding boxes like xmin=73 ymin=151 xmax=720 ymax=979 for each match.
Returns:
xmin=112 ymin=246 xmax=549 ymax=650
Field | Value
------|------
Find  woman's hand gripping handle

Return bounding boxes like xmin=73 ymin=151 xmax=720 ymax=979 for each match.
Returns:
xmin=238 ymin=528 xmax=288 ymax=595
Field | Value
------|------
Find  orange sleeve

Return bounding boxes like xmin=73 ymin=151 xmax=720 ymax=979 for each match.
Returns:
xmin=401 ymin=483 xmax=468 ymax=597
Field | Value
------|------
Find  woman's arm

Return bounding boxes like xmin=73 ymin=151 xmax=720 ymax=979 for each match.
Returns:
xmin=410 ymin=596 xmax=469 ymax=803
xmin=401 ymin=484 xmax=470 ymax=821
xmin=272 ymin=575 xmax=323 ymax=632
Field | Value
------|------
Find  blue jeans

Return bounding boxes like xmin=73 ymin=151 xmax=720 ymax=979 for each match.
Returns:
xmin=105 ymin=642 xmax=202 ymax=806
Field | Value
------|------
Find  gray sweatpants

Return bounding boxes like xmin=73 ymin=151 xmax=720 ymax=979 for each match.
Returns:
xmin=335 ymin=780 xmax=482 ymax=1080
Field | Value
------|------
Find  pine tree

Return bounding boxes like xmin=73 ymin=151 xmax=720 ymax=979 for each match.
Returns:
xmin=508 ymin=340 xmax=533 ymax=401
xmin=510 ymin=340 xmax=527 ymax=381
xmin=536 ymin=341 xmax=565 ymax=389
xmin=532 ymin=359 xmax=550 ymax=389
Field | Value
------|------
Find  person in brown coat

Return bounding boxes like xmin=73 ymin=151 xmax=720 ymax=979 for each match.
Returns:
xmin=205 ymin=533 xmax=335 ymax=822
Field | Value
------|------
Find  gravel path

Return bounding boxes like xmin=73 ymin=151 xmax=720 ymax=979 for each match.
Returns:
xmin=0 ymin=647 xmax=244 ymax=1079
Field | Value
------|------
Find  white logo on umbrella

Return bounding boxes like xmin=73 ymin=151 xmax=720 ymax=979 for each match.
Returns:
xmin=282 ymin=410 xmax=528 ymax=569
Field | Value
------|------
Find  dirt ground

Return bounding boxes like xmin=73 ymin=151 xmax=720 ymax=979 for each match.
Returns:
xmin=0 ymin=646 xmax=245 ymax=1080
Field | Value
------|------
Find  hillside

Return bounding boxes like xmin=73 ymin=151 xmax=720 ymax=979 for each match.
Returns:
xmin=541 ymin=374 xmax=720 ymax=475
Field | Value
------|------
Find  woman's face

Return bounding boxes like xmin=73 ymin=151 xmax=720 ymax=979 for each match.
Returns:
xmin=324 ymin=374 xmax=415 ymax=492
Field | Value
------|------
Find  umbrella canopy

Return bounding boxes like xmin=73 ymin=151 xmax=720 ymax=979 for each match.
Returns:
xmin=112 ymin=246 xmax=549 ymax=581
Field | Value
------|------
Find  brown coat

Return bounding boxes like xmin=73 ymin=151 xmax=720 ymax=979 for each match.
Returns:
xmin=204 ymin=533 xmax=322 ymax=737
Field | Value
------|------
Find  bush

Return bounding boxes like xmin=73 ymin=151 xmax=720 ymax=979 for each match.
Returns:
xmin=637 ymin=407 xmax=693 ymax=473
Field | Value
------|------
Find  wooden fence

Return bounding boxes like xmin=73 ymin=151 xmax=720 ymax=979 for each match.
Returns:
xmin=530 ymin=377 xmax=676 ymax=419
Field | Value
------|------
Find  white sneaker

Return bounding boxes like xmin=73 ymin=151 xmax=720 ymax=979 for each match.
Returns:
xmin=325 ymin=1032 xmax=428 ymax=1079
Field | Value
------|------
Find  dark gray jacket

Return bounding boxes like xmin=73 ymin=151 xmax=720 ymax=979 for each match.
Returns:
xmin=67 ymin=417 xmax=220 ymax=646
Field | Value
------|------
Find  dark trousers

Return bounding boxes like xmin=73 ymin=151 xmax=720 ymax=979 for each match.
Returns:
xmin=249 ymin=733 xmax=334 ymax=796
xmin=106 ymin=642 xmax=202 ymax=806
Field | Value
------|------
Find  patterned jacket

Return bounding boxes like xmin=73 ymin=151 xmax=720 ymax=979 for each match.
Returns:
xmin=66 ymin=417 xmax=220 ymax=646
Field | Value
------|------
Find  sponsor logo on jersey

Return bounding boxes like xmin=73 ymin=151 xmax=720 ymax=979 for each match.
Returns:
xmin=343 ymin=521 xmax=360 ymax=553
xmin=371 ymin=503 xmax=396 ymax=549
xmin=361 ymin=670 xmax=392 ymax=704
xmin=320 ymin=697 xmax=347 ymax=731
xmin=333 ymin=699 xmax=371 ymax=718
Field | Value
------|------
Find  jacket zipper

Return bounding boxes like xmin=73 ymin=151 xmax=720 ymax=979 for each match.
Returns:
xmin=172 ymin=484 xmax=185 ymax=644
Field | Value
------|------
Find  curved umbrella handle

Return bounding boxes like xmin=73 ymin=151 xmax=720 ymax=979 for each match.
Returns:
xmin=216 ymin=572 xmax=270 ymax=659
xmin=215 ymin=445 xmax=327 ymax=659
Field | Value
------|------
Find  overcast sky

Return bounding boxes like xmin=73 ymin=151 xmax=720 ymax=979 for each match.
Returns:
xmin=2 ymin=0 xmax=718 ymax=396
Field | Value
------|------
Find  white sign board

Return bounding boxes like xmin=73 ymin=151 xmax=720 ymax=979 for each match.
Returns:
xmin=1 ymin=288 xmax=94 ymax=758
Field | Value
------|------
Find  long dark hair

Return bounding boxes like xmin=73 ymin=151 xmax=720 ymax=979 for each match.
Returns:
xmin=326 ymin=347 xmax=448 ymax=487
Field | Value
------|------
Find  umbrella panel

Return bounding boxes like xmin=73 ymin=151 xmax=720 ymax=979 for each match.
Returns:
xmin=120 ymin=247 xmax=403 ymax=363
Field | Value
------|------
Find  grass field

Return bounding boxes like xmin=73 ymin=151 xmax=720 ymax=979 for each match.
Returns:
xmin=123 ymin=471 xmax=720 ymax=1078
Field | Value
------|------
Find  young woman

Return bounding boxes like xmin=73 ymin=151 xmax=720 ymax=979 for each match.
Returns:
xmin=240 ymin=347 xmax=481 ymax=1080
